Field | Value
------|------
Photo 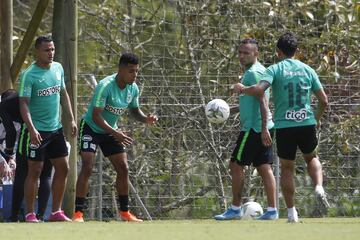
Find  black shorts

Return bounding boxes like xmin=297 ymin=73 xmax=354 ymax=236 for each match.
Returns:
xmin=78 ymin=119 xmax=125 ymax=157
xmin=17 ymin=124 xmax=68 ymax=162
xmin=230 ymin=129 xmax=274 ymax=167
xmin=275 ymin=125 xmax=318 ymax=160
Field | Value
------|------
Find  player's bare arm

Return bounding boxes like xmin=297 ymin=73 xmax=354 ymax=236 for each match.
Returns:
xmin=313 ymin=88 xmax=328 ymax=129
xmin=258 ymin=94 xmax=272 ymax=147
xmin=92 ymin=107 xmax=133 ymax=146
xmin=19 ymin=97 xmax=42 ymax=145
xmin=129 ymin=108 xmax=158 ymax=125
xmin=60 ymin=89 xmax=77 ymax=137
xmin=233 ymin=80 xmax=270 ymax=97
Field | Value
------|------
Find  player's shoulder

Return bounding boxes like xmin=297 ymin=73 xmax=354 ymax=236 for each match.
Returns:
xmin=245 ymin=62 xmax=266 ymax=79
xmin=20 ymin=62 xmax=38 ymax=80
xmin=95 ymin=74 xmax=116 ymax=92
xmin=51 ymin=61 xmax=64 ymax=70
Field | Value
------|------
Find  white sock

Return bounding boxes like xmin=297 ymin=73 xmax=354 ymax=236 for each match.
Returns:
xmin=287 ymin=207 xmax=298 ymax=218
xmin=231 ymin=204 xmax=241 ymax=211
xmin=315 ymin=185 xmax=325 ymax=195
xmin=267 ymin=207 xmax=277 ymax=212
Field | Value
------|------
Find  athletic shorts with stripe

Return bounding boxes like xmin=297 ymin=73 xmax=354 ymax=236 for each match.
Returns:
xmin=17 ymin=124 xmax=68 ymax=161
xmin=78 ymin=119 xmax=125 ymax=157
xmin=275 ymin=125 xmax=318 ymax=160
xmin=230 ymin=129 xmax=274 ymax=167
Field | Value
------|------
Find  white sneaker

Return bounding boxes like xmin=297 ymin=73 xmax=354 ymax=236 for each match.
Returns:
xmin=287 ymin=208 xmax=299 ymax=223
xmin=315 ymin=186 xmax=330 ymax=208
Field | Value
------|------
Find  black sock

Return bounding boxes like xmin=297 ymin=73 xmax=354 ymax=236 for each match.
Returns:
xmin=118 ymin=195 xmax=129 ymax=212
xmin=75 ymin=197 xmax=86 ymax=212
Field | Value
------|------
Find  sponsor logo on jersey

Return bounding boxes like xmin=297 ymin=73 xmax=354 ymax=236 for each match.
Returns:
xmin=105 ymin=104 xmax=126 ymax=116
xmin=284 ymin=70 xmax=306 ymax=77
xmin=285 ymin=108 xmax=307 ymax=122
xmin=37 ymin=85 xmax=61 ymax=96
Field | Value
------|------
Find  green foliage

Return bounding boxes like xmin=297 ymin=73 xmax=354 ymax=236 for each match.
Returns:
xmin=11 ymin=0 xmax=359 ymax=219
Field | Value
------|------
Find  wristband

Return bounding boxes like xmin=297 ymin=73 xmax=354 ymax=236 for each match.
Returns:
xmin=4 ymin=148 xmax=14 ymax=156
xmin=0 ymin=150 xmax=13 ymax=162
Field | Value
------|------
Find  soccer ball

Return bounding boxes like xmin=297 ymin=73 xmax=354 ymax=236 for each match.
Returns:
xmin=205 ymin=99 xmax=230 ymax=124
xmin=241 ymin=201 xmax=263 ymax=220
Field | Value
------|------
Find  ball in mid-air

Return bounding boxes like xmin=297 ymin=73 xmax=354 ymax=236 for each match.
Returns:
xmin=205 ymin=99 xmax=230 ymax=124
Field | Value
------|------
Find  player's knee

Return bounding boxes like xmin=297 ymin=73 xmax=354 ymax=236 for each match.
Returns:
xmin=116 ymin=161 xmax=129 ymax=175
xmin=82 ymin=163 xmax=93 ymax=177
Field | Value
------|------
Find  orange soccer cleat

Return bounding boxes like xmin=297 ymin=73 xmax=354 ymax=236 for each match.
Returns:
xmin=119 ymin=211 xmax=143 ymax=222
xmin=72 ymin=211 xmax=84 ymax=223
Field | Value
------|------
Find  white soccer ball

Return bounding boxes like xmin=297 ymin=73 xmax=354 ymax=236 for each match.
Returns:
xmin=205 ymin=99 xmax=230 ymax=124
xmin=241 ymin=201 xmax=263 ymax=220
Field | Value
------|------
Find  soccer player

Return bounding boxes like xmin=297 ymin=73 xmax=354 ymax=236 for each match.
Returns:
xmin=214 ymin=38 xmax=278 ymax=221
xmin=234 ymin=32 xmax=329 ymax=222
xmin=72 ymin=53 xmax=158 ymax=222
xmin=0 ymin=89 xmax=53 ymax=222
xmin=18 ymin=35 xmax=77 ymax=222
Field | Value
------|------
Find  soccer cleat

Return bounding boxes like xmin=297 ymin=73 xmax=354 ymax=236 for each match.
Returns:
xmin=214 ymin=207 xmax=241 ymax=220
xmin=48 ymin=211 xmax=72 ymax=222
xmin=25 ymin=212 xmax=40 ymax=223
xmin=256 ymin=210 xmax=279 ymax=220
xmin=287 ymin=210 xmax=299 ymax=223
xmin=315 ymin=191 xmax=331 ymax=209
xmin=119 ymin=211 xmax=143 ymax=222
xmin=72 ymin=211 xmax=85 ymax=222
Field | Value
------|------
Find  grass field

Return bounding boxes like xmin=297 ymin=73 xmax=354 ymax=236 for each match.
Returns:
xmin=0 ymin=218 xmax=359 ymax=240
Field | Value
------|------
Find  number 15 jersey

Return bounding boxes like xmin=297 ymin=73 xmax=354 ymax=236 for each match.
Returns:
xmin=262 ymin=59 xmax=323 ymax=129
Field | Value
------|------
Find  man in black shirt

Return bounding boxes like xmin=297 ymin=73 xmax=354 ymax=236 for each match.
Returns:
xmin=0 ymin=89 xmax=52 ymax=221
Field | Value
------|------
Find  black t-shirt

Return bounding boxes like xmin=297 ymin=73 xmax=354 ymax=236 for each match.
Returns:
xmin=0 ymin=92 xmax=22 ymax=152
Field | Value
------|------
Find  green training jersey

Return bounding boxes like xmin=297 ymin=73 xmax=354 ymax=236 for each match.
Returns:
xmin=83 ymin=74 xmax=140 ymax=134
xmin=18 ymin=61 xmax=65 ymax=131
xmin=239 ymin=61 xmax=274 ymax=132
xmin=262 ymin=58 xmax=322 ymax=129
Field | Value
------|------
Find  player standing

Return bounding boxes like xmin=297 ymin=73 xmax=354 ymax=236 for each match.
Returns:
xmin=215 ymin=38 xmax=278 ymax=221
xmin=18 ymin=35 xmax=77 ymax=222
xmin=234 ymin=32 xmax=329 ymax=222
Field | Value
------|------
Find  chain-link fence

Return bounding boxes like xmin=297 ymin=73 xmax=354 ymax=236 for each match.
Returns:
xmin=76 ymin=0 xmax=359 ymax=220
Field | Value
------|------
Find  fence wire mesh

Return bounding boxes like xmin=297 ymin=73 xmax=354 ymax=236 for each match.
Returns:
xmin=76 ymin=0 xmax=360 ymax=220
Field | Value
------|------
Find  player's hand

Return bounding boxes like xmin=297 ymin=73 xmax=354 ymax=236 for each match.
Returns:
xmin=233 ymin=83 xmax=245 ymax=94
xmin=0 ymin=161 xmax=11 ymax=179
xmin=146 ymin=114 xmax=158 ymax=125
xmin=71 ymin=120 xmax=78 ymax=137
xmin=29 ymin=128 xmax=42 ymax=146
xmin=8 ymin=157 xmax=16 ymax=175
xmin=113 ymin=130 xmax=134 ymax=147
xmin=261 ymin=129 xmax=272 ymax=147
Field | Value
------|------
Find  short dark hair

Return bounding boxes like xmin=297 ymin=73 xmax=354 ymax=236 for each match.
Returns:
xmin=118 ymin=53 xmax=139 ymax=66
xmin=239 ymin=38 xmax=259 ymax=49
xmin=276 ymin=32 xmax=298 ymax=57
xmin=1 ymin=89 xmax=18 ymax=100
xmin=35 ymin=35 xmax=53 ymax=49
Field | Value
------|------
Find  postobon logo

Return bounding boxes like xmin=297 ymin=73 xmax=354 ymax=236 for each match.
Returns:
xmin=105 ymin=104 xmax=126 ymax=116
xmin=285 ymin=108 xmax=308 ymax=122
xmin=38 ymin=85 xmax=61 ymax=96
